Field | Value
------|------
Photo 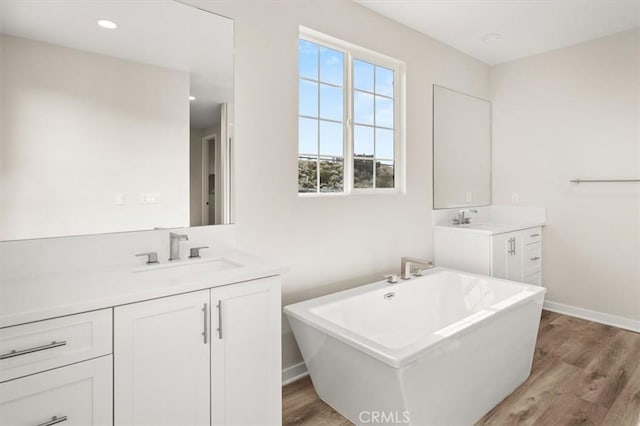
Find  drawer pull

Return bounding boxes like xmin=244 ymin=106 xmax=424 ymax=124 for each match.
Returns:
xmin=0 ymin=340 xmax=67 ymax=360
xmin=37 ymin=416 xmax=68 ymax=426
xmin=530 ymin=233 xmax=540 ymax=237
xmin=530 ymin=256 xmax=541 ymax=261
xmin=202 ymin=303 xmax=208 ymax=344
xmin=217 ymin=300 xmax=223 ymax=340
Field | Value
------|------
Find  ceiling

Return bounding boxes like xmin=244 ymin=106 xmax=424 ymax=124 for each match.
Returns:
xmin=0 ymin=0 xmax=233 ymax=129
xmin=356 ymin=0 xmax=640 ymax=65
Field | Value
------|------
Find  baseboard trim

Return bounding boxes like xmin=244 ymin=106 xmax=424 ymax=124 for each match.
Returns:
xmin=282 ymin=362 xmax=308 ymax=386
xmin=544 ymin=300 xmax=640 ymax=333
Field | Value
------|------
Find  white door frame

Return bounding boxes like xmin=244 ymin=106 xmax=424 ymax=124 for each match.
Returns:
xmin=200 ymin=103 xmax=231 ymax=226
xmin=219 ymin=103 xmax=231 ymax=224
xmin=201 ymin=133 xmax=216 ymax=225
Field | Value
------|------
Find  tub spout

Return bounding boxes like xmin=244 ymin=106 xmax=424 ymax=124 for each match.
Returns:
xmin=401 ymin=257 xmax=434 ymax=280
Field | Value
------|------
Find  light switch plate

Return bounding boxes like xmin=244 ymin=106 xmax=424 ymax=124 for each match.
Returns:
xmin=511 ymin=192 xmax=520 ymax=204
xmin=140 ymin=193 xmax=160 ymax=204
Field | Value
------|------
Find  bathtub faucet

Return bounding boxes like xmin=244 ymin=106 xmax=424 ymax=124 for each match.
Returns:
xmin=400 ymin=257 xmax=434 ymax=280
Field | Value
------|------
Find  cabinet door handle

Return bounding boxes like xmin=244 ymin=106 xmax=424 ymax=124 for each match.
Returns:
xmin=530 ymin=233 xmax=540 ymax=237
xmin=37 ymin=416 xmax=68 ymax=426
xmin=0 ymin=340 xmax=67 ymax=360
xmin=202 ymin=303 xmax=208 ymax=344
xmin=216 ymin=300 xmax=223 ymax=340
xmin=530 ymin=256 xmax=541 ymax=261
xmin=513 ymin=238 xmax=517 ymax=256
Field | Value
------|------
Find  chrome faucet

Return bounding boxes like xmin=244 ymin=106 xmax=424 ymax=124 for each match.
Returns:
xmin=400 ymin=257 xmax=434 ymax=280
xmin=169 ymin=232 xmax=189 ymax=261
xmin=453 ymin=209 xmax=478 ymax=225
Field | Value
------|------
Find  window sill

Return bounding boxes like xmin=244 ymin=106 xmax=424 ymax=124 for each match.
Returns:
xmin=298 ymin=188 xmax=403 ymax=197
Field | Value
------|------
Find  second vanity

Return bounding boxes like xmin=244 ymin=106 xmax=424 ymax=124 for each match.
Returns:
xmin=433 ymin=207 xmax=545 ymax=286
xmin=0 ymin=230 xmax=285 ymax=426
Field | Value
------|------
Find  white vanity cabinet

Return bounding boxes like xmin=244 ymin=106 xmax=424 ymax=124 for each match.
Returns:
xmin=0 ymin=310 xmax=113 ymax=426
xmin=492 ymin=228 xmax=542 ymax=285
xmin=114 ymin=276 xmax=282 ymax=426
xmin=0 ymin=356 xmax=113 ymax=426
xmin=434 ymin=226 xmax=543 ymax=285
xmin=0 ymin=256 xmax=283 ymax=426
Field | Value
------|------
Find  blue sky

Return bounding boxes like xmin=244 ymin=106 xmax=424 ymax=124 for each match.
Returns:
xmin=298 ymin=39 xmax=395 ymax=160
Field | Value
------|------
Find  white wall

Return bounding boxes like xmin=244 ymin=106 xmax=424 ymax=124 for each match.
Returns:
xmin=0 ymin=35 xmax=190 ymax=240
xmin=491 ymin=30 xmax=640 ymax=321
xmin=184 ymin=0 xmax=490 ymax=369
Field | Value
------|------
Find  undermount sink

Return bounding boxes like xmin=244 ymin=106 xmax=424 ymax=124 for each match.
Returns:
xmin=134 ymin=257 xmax=241 ymax=282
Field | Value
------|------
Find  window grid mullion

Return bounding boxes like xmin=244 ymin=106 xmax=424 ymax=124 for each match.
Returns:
xmin=300 ymin=76 xmax=343 ymax=89
xmin=374 ymin=66 xmax=378 ymax=189
xmin=299 ymin=115 xmax=343 ymax=125
xmin=316 ymin=46 xmax=321 ymax=193
xmin=349 ymin=122 xmax=393 ymax=131
xmin=352 ymin=87 xmax=392 ymax=100
xmin=345 ymin=52 xmax=353 ymax=193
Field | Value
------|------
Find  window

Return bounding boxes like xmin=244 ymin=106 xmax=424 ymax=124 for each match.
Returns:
xmin=298 ymin=29 xmax=404 ymax=195
xmin=298 ymin=39 xmax=345 ymax=193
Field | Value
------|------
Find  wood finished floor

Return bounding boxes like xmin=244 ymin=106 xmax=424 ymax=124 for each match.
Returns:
xmin=282 ymin=311 xmax=640 ymax=426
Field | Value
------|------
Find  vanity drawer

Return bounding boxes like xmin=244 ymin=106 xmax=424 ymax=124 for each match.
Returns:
xmin=0 ymin=309 xmax=112 ymax=382
xmin=0 ymin=355 xmax=112 ymax=426
xmin=523 ymin=227 xmax=542 ymax=245
xmin=524 ymin=243 xmax=542 ymax=275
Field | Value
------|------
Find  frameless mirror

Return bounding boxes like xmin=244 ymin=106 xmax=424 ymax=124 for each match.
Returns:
xmin=433 ymin=85 xmax=491 ymax=209
xmin=0 ymin=1 xmax=234 ymax=241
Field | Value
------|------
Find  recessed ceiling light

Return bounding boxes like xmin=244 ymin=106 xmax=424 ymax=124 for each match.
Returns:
xmin=97 ymin=19 xmax=118 ymax=30
xmin=189 ymin=96 xmax=196 ymax=101
xmin=480 ymin=33 xmax=502 ymax=43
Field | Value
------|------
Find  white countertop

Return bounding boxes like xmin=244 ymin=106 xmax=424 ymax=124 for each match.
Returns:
xmin=433 ymin=222 xmax=545 ymax=235
xmin=0 ymin=250 xmax=287 ymax=328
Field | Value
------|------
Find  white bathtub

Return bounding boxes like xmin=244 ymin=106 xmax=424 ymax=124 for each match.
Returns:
xmin=284 ymin=267 xmax=546 ymax=426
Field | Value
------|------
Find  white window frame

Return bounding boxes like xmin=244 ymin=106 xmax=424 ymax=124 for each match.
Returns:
xmin=298 ymin=27 xmax=406 ymax=197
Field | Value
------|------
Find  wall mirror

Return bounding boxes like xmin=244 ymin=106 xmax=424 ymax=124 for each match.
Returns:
xmin=0 ymin=1 xmax=234 ymax=241
xmin=433 ymin=85 xmax=491 ymax=209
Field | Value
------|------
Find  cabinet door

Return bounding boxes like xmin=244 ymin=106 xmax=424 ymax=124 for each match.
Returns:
xmin=211 ymin=277 xmax=281 ymax=426
xmin=491 ymin=232 xmax=523 ymax=281
xmin=491 ymin=234 xmax=509 ymax=279
xmin=0 ymin=355 xmax=112 ymax=426
xmin=114 ymin=290 xmax=210 ymax=426
xmin=506 ymin=233 xmax=524 ymax=282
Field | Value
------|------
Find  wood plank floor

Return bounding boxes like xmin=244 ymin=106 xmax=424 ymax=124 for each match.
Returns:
xmin=283 ymin=311 xmax=640 ymax=425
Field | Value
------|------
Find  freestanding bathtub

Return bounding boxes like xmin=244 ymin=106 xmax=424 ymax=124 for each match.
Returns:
xmin=284 ymin=267 xmax=546 ymax=426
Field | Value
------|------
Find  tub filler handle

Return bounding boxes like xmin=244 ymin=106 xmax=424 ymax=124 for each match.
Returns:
xmin=384 ymin=274 xmax=399 ymax=284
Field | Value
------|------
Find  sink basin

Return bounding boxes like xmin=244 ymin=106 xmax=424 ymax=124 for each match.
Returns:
xmin=134 ymin=258 xmax=241 ymax=282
